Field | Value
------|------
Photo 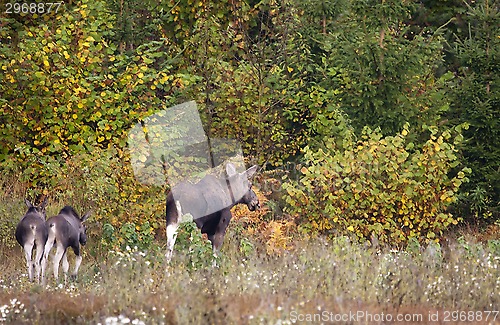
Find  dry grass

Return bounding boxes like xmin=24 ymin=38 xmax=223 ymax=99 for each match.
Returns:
xmin=1 ymin=178 xmax=499 ymax=324
xmin=1 ymin=226 xmax=499 ymax=324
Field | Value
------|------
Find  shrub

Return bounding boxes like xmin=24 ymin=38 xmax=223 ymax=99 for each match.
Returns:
xmin=283 ymin=124 xmax=470 ymax=244
xmin=174 ymin=221 xmax=215 ymax=270
xmin=101 ymin=221 xmax=155 ymax=252
xmin=232 ymin=187 xmax=297 ymax=255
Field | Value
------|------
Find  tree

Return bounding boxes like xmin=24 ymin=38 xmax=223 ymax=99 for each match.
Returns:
xmin=313 ymin=0 xmax=452 ymax=142
xmin=0 ymin=0 xmax=182 ymax=187
xmin=448 ymin=0 xmax=499 ymax=220
xmin=180 ymin=0 xmax=316 ymax=166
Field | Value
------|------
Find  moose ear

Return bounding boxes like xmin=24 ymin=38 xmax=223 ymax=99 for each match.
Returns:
xmin=225 ymin=163 xmax=237 ymax=177
xmin=25 ymin=199 xmax=34 ymax=208
xmin=81 ymin=210 xmax=92 ymax=222
xmin=244 ymin=165 xmax=258 ymax=179
xmin=40 ymin=197 xmax=48 ymax=210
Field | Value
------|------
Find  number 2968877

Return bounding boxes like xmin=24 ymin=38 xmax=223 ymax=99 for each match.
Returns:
xmin=5 ymin=2 xmax=63 ymax=15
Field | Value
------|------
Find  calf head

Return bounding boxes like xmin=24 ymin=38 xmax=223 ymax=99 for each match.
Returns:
xmin=226 ymin=163 xmax=260 ymax=211
xmin=24 ymin=198 xmax=48 ymax=219
xmin=78 ymin=211 xmax=91 ymax=246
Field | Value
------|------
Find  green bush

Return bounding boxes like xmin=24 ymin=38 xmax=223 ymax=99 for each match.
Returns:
xmin=174 ymin=221 xmax=216 ymax=270
xmin=283 ymin=124 xmax=470 ymax=244
xmin=102 ymin=221 xmax=154 ymax=252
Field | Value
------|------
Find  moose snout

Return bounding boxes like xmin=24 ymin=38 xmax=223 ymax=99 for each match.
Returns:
xmin=80 ymin=233 xmax=87 ymax=246
xmin=248 ymin=199 xmax=260 ymax=211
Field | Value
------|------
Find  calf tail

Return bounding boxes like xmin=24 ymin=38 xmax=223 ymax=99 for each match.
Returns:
xmin=30 ymin=224 xmax=37 ymax=236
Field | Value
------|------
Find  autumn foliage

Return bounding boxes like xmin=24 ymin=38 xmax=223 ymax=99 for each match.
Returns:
xmin=283 ymin=124 xmax=470 ymax=244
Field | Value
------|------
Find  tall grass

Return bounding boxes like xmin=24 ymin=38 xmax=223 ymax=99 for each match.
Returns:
xmin=1 ymin=221 xmax=499 ymax=324
xmin=0 ymin=168 xmax=499 ymax=324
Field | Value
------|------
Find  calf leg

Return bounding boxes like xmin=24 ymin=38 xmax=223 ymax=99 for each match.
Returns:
xmin=23 ymin=243 xmax=34 ymax=281
xmin=33 ymin=242 xmax=45 ymax=283
xmin=43 ymin=230 xmax=56 ymax=281
xmin=61 ymin=251 xmax=69 ymax=283
xmin=52 ymin=245 xmax=66 ymax=281
xmin=73 ymin=254 xmax=83 ymax=280
xmin=40 ymin=253 xmax=47 ymax=285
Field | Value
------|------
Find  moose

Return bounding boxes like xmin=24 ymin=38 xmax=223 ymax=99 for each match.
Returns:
xmin=165 ymin=163 xmax=259 ymax=262
xmin=43 ymin=206 xmax=91 ymax=282
xmin=15 ymin=198 xmax=49 ymax=283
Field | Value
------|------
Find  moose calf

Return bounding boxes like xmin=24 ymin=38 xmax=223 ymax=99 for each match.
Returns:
xmin=44 ymin=206 xmax=91 ymax=282
xmin=15 ymin=198 xmax=49 ymax=283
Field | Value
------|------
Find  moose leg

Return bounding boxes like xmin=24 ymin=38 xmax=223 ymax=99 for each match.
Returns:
xmin=52 ymin=245 xmax=66 ymax=281
xmin=23 ymin=243 xmax=34 ymax=281
xmin=40 ymin=252 xmax=47 ymax=285
xmin=33 ymin=243 xmax=45 ymax=283
xmin=165 ymin=222 xmax=178 ymax=263
xmin=165 ymin=200 xmax=182 ymax=263
xmin=61 ymin=251 xmax=69 ymax=283
xmin=208 ymin=210 xmax=232 ymax=265
xmin=73 ymin=245 xmax=83 ymax=280
xmin=43 ymin=231 xmax=56 ymax=281
xmin=73 ymin=255 xmax=82 ymax=279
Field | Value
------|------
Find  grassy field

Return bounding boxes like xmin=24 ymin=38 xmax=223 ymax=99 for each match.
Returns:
xmin=0 ymin=185 xmax=499 ymax=324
